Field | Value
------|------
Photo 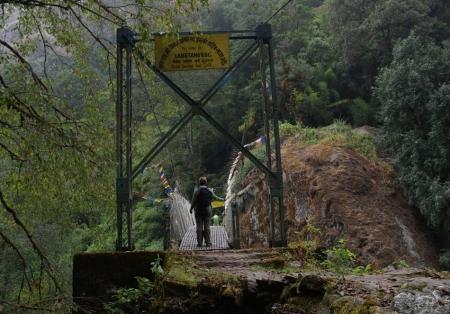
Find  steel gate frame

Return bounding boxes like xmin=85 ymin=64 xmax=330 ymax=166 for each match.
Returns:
xmin=115 ymin=23 xmax=286 ymax=251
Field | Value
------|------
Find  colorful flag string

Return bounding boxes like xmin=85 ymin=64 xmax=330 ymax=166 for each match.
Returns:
xmin=243 ymin=135 xmax=266 ymax=149
xmin=159 ymin=165 xmax=174 ymax=195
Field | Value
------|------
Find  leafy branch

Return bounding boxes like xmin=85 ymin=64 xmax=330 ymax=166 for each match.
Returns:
xmin=0 ymin=190 xmax=61 ymax=292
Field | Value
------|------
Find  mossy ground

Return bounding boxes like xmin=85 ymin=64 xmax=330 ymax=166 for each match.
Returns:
xmin=330 ymin=296 xmax=378 ymax=314
xmin=163 ymin=252 xmax=241 ymax=288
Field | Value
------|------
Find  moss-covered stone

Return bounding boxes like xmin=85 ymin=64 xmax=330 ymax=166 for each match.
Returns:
xmin=280 ymin=282 xmax=301 ymax=303
xmin=163 ymin=279 xmax=193 ymax=297
xmin=221 ymin=283 xmax=244 ymax=305
xmin=298 ymin=274 xmax=326 ymax=297
xmin=330 ymin=296 xmax=377 ymax=314
xmin=400 ymin=281 xmax=427 ymax=292
xmin=286 ymin=295 xmax=327 ymax=313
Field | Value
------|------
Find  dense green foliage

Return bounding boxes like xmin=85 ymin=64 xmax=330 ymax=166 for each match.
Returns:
xmin=0 ymin=0 xmax=208 ymax=310
xmin=375 ymin=34 xmax=450 ymax=258
xmin=0 ymin=0 xmax=449 ymax=310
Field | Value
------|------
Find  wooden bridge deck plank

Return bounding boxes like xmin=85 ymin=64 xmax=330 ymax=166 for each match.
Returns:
xmin=179 ymin=226 xmax=229 ymax=251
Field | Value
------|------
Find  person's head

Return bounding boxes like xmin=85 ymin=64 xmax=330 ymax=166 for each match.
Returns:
xmin=198 ymin=176 xmax=207 ymax=186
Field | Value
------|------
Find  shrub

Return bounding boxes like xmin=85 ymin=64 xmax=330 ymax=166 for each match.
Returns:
xmin=349 ymin=98 xmax=370 ymax=127
xmin=280 ymin=122 xmax=304 ymax=140
xmin=288 ymin=221 xmax=322 ymax=269
xmin=392 ymin=259 xmax=409 ymax=270
xmin=133 ymin=202 xmax=165 ymax=250
xmin=104 ymin=256 xmax=164 ymax=313
xmin=439 ymin=250 xmax=450 ymax=270
xmin=351 ymin=264 xmax=373 ymax=275
xmin=321 ymin=239 xmax=356 ymax=275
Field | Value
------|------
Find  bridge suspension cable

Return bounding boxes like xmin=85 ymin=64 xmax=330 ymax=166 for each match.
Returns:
xmin=264 ymin=0 xmax=294 ymax=24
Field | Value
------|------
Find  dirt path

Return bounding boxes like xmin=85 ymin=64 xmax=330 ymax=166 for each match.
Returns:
xmin=180 ymin=249 xmax=450 ymax=313
xmin=190 ymin=249 xmax=449 ymax=292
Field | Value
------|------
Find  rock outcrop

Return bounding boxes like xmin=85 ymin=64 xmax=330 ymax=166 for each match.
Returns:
xmin=226 ymin=137 xmax=438 ymax=268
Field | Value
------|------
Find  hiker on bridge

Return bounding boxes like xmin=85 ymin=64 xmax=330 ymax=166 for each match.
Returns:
xmin=190 ymin=176 xmax=224 ymax=247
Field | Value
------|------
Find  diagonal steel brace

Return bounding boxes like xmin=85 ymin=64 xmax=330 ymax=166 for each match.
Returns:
xmin=133 ymin=41 xmax=275 ymax=179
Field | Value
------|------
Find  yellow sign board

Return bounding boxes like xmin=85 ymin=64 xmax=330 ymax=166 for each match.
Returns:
xmin=155 ymin=33 xmax=230 ymax=71
xmin=211 ymin=200 xmax=225 ymax=209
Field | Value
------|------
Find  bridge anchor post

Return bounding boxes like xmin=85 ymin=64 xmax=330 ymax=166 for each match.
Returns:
xmin=115 ymin=26 xmax=139 ymax=251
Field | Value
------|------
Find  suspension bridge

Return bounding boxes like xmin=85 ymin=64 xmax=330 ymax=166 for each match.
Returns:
xmin=114 ymin=23 xmax=287 ymax=252
xmin=73 ymin=2 xmax=296 ymax=311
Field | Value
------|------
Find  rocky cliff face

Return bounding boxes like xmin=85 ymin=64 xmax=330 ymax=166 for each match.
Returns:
xmin=225 ymin=137 xmax=438 ymax=268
